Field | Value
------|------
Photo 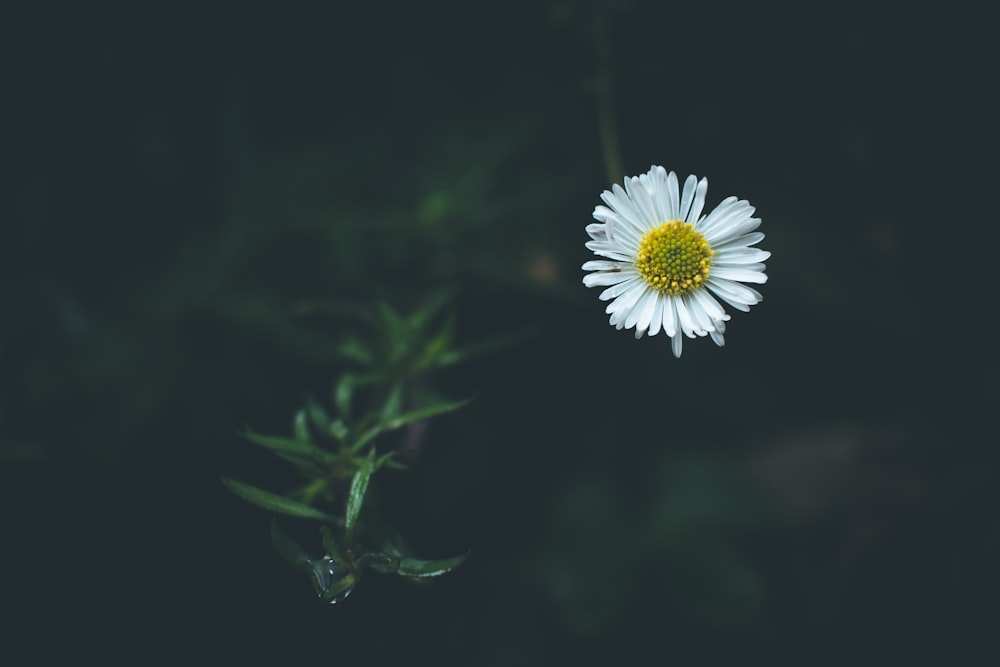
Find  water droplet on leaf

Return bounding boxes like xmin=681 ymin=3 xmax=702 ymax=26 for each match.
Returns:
xmin=308 ymin=557 xmax=355 ymax=604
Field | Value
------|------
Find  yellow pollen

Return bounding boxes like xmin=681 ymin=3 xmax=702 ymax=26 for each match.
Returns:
xmin=634 ymin=220 xmax=714 ymax=295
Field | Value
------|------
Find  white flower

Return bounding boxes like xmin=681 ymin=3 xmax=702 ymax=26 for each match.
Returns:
xmin=582 ymin=165 xmax=768 ymax=357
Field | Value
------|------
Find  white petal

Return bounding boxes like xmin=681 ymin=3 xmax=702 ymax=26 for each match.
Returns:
xmin=699 ymin=198 xmax=752 ymax=238
xmin=591 ymin=206 xmax=612 ymax=223
xmin=632 ymin=289 xmax=658 ymax=333
xmin=650 ymin=166 xmax=671 ymax=223
xmin=713 ymin=247 xmax=771 ymax=264
xmin=671 ymin=333 xmax=683 ymax=357
xmin=647 ymin=295 xmax=664 ymax=337
xmin=591 ymin=209 xmax=644 ymax=256
xmin=674 ymin=295 xmax=701 ymax=337
xmin=637 ymin=172 xmax=654 ymax=195
xmin=709 ymin=314 xmax=727 ymax=346
xmin=687 ymin=177 xmax=709 ymax=223
xmin=624 ymin=176 xmax=659 ymax=229
xmin=705 ymin=216 xmax=762 ymax=246
xmin=599 ymin=276 xmax=643 ymax=301
xmin=581 ymin=260 xmax=622 ymax=271
xmin=605 ymin=281 xmax=646 ymax=316
xmin=663 ymin=295 xmax=678 ymax=337
xmin=678 ymin=174 xmax=698 ymax=222
xmin=705 ymin=278 xmax=762 ymax=311
xmin=683 ymin=293 xmax=715 ymax=334
xmin=690 ymin=288 xmax=728 ymax=322
xmin=604 ymin=216 xmax=642 ymax=248
xmin=710 ymin=266 xmax=768 ymax=284
xmin=735 ymin=231 xmax=766 ymax=247
xmin=586 ymin=222 xmax=607 ymax=240
xmin=666 ymin=171 xmax=680 ymax=220
xmin=592 ymin=208 xmax=639 ymax=246
xmin=602 ymin=185 xmax=646 ymax=234
xmin=698 ymin=196 xmax=740 ymax=226
xmin=712 ymin=237 xmax=767 ymax=254
xmin=585 ymin=241 xmax=632 ymax=262
xmin=583 ymin=271 xmax=630 ymax=288
xmin=625 ymin=288 xmax=656 ymax=330
xmin=715 ymin=261 xmax=766 ymax=274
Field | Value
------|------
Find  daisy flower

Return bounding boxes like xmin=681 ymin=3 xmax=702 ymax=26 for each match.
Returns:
xmin=582 ymin=165 xmax=769 ymax=357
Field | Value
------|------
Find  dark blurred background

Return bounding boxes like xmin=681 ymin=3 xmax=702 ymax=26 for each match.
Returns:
xmin=2 ymin=0 xmax=998 ymax=664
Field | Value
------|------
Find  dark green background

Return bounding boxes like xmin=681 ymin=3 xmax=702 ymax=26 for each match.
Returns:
xmin=3 ymin=0 xmax=997 ymax=664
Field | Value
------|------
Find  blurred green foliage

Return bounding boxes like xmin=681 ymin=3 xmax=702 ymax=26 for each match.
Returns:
xmin=224 ymin=295 xmax=485 ymax=602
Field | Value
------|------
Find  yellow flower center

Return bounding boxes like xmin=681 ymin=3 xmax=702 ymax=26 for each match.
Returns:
xmin=635 ymin=220 xmax=714 ymax=295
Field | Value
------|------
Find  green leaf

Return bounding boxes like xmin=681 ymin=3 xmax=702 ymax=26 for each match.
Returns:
xmin=328 ymin=419 xmax=349 ymax=441
xmin=349 ymin=424 xmax=383 ymax=453
xmin=305 ymin=395 xmax=332 ymax=433
xmin=334 ymin=374 xmax=357 ymax=419
xmin=351 ymin=397 xmax=473 ymax=452
xmin=376 ymin=301 xmax=408 ymax=339
xmin=374 ymin=450 xmax=397 ymax=471
xmin=337 ymin=337 xmax=374 ymax=366
xmin=408 ymin=288 xmax=455 ymax=329
xmin=345 ymin=449 xmax=375 ymax=543
xmin=240 ymin=429 xmax=336 ymax=464
xmin=356 ymin=551 xmax=401 ymax=574
xmin=416 ymin=313 xmax=456 ymax=370
xmin=292 ymin=409 xmax=311 ymax=442
xmin=435 ymin=322 xmax=544 ymax=367
xmin=379 ymin=382 xmax=404 ymax=423
xmin=317 ymin=571 xmax=357 ymax=604
xmin=270 ymin=519 xmax=312 ymax=572
xmin=397 ymin=553 xmax=468 ymax=578
xmin=222 ymin=476 xmax=337 ymax=522
xmin=319 ymin=526 xmax=348 ymax=565
xmin=384 ymin=397 xmax=473 ymax=430
xmin=382 ymin=458 xmax=409 ymax=471
xmin=366 ymin=517 xmax=419 ymax=559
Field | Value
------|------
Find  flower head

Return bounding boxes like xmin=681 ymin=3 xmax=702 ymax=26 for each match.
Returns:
xmin=582 ymin=165 xmax=768 ymax=357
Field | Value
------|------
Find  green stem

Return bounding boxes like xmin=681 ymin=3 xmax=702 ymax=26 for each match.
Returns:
xmin=594 ymin=5 xmax=624 ymax=184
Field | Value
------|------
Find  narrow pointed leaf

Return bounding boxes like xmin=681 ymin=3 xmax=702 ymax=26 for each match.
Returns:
xmin=319 ymin=526 xmax=348 ymax=565
xmin=349 ymin=423 xmax=384 ymax=453
xmin=435 ymin=322 xmax=544 ymax=367
xmin=292 ymin=409 xmax=310 ymax=442
xmin=408 ymin=288 xmax=455 ymax=329
xmin=337 ymin=337 xmax=374 ymax=366
xmin=397 ymin=553 xmax=468 ymax=578
xmin=376 ymin=301 xmax=408 ymax=339
xmin=416 ymin=314 xmax=456 ymax=369
xmin=367 ymin=517 xmax=419 ymax=559
xmin=379 ymin=383 xmax=404 ymax=423
xmin=384 ymin=397 xmax=473 ymax=430
xmin=305 ymin=395 xmax=332 ymax=433
xmin=333 ymin=372 xmax=380 ymax=419
xmin=345 ymin=449 xmax=375 ymax=542
xmin=334 ymin=374 xmax=357 ymax=419
xmin=270 ymin=519 xmax=312 ymax=572
xmin=222 ymin=477 xmax=337 ymax=522
xmin=240 ymin=429 xmax=336 ymax=464
xmin=374 ymin=450 xmax=396 ymax=471
xmin=356 ymin=551 xmax=401 ymax=574
xmin=318 ymin=572 xmax=357 ymax=603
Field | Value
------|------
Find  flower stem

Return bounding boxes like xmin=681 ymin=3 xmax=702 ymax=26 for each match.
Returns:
xmin=594 ymin=6 xmax=623 ymax=184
